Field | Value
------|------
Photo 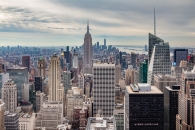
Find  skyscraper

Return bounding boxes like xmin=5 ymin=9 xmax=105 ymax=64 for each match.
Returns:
xmin=63 ymin=70 xmax=71 ymax=93
xmin=93 ymin=63 xmax=115 ymax=117
xmin=125 ymin=84 xmax=164 ymax=130
xmin=104 ymin=38 xmax=106 ymax=48
xmin=115 ymin=64 xmax=121 ymax=84
xmin=22 ymin=56 xmax=30 ymax=72
xmin=48 ymin=54 xmax=64 ymax=102
xmin=83 ymin=22 xmax=93 ymax=74
xmin=131 ymin=52 xmax=137 ymax=68
xmin=148 ymin=33 xmax=164 ymax=65
xmin=164 ymin=85 xmax=180 ymax=130
xmin=37 ymin=58 xmax=46 ymax=79
xmin=7 ymin=66 xmax=28 ymax=102
xmin=139 ymin=59 xmax=148 ymax=83
xmin=2 ymin=80 xmax=17 ymax=112
xmin=176 ymin=67 xmax=195 ymax=129
xmin=34 ymin=76 xmax=43 ymax=92
xmin=173 ymin=49 xmax=188 ymax=66
xmin=148 ymin=40 xmax=171 ymax=85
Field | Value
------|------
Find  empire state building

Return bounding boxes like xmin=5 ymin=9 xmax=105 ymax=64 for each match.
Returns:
xmin=83 ymin=22 xmax=93 ymax=74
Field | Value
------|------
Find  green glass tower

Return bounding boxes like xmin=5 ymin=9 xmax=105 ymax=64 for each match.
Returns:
xmin=139 ymin=59 xmax=148 ymax=83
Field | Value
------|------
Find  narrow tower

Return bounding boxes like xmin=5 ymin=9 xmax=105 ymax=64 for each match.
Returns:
xmin=154 ymin=7 xmax=156 ymax=36
xmin=83 ymin=20 xmax=93 ymax=74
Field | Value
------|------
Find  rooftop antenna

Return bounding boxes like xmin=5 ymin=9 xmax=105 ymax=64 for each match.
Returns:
xmin=154 ymin=7 xmax=156 ymax=36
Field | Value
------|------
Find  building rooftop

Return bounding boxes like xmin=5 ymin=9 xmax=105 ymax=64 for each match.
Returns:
xmin=93 ymin=63 xmax=115 ymax=67
xmin=86 ymin=117 xmax=116 ymax=130
xmin=126 ymin=84 xmax=162 ymax=94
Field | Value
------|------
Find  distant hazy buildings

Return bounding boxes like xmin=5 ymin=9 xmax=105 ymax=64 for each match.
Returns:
xmin=125 ymin=84 xmax=164 ymax=130
xmin=148 ymin=34 xmax=171 ymax=85
xmin=93 ymin=63 xmax=115 ymax=117
xmin=22 ymin=56 xmax=30 ymax=72
xmin=173 ymin=49 xmax=188 ymax=66
xmin=48 ymin=54 xmax=64 ymax=102
xmin=83 ymin=22 xmax=93 ymax=74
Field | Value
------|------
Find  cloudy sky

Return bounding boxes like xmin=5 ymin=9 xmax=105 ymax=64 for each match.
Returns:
xmin=0 ymin=0 xmax=195 ymax=47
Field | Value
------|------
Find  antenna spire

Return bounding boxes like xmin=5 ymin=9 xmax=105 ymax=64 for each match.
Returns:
xmin=154 ymin=7 xmax=156 ymax=36
xmin=87 ymin=19 xmax=89 ymax=33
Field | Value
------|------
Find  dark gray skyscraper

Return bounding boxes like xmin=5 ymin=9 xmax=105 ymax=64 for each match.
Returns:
xmin=104 ymin=38 xmax=106 ymax=47
xmin=125 ymin=84 xmax=164 ymax=130
xmin=83 ymin=22 xmax=92 ymax=74
xmin=173 ymin=49 xmax=188 ymax=66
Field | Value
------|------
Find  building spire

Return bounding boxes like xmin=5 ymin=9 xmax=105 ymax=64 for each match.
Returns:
xmin=154 ymin=7 xmax=156 ymax=36
xmin=87 ymin=19 xmax=89 ymax=33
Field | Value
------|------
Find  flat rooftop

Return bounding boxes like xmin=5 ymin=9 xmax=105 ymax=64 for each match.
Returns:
xmin=87 ymin=117 xmax=116 ymax=130
xmin=126 ymin=85 xmax=162 ymax=94
xmin=93 ymin=63 xmax=115 ymax=67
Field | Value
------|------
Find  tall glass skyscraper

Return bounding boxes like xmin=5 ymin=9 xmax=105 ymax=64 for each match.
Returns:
xmin=148 ymin=34 xmax=171 ymax=85
xmin=139 ymin=59 xmax=148 ymax=83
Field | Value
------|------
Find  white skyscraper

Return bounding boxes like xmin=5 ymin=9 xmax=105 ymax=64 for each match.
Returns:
xmin=93 ymin=63 xmax=115 ymax=117
xmin=2 ymin=79 xmax=17 ymax=112
xmin=83 ymin=22 xmax=93 ymax=74
xmin=48 ymin=54 xmax=64 ymax=102
xmin=148 ymin=42 xmax=171 ymax=85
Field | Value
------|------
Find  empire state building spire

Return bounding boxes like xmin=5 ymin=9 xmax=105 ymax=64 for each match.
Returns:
xmin=83 ymin=20 xmax=92 ymax=74
xmin=87 ymin=20 xmax=89 ymax=33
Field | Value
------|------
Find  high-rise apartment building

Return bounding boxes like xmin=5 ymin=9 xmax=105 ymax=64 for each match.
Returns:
xmin=154 ymin=74 xmax=177 ymax=92
xmin=37 ymin=58 xmax=46 ymax=79
xmin=0 ymin=101 xmax=5 ymax=130
xmin=22 ymin=56 xmax=30 ymax=72
xmin=164 ymin=85 xmax=180 ymax=130
xmin=7 ymin=66 xmax=28 ymax=101
xmin=148 ymin=42 xmax=171 ymax=85
xmin=93 ymin=63 xmax=115 ymax=117
xmin=2 ymin=80 xmax=17 ymax=112
xmin=173 ymin=49 xmax=188 ymax=66
xmin=104 ymin=38 xmax=106 ymax=48
xmin=176 ymin=68 xmax=195 ymax=129
xmin=63 ymin=71 xmax=71 ymax=93
xmin=48 ymin=54 xmax=64 ymax=102
xmin=83 ymin=22 xmax=93 ymax=74
xmin=125 ymin=84 xmax=164 ymax=130
xmin=115 ymin=64 xmax=121 ymax=84
xmin=139 ymin=59 xmax=148 ymax=83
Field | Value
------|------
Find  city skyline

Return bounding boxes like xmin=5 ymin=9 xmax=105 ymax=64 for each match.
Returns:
xmin=0 ymin=0 xmax=195 ymax=47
